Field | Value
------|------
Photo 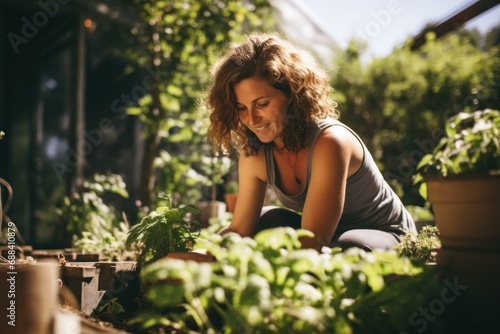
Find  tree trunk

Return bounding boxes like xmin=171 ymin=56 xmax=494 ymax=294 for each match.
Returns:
xmin=138 ymin=83 xmax=163 ymax=208
xmin=139 ymin=131 xmax=160 ymax=208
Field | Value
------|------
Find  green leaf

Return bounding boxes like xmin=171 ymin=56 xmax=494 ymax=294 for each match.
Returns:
xmin=126 ymin=106 xmax=143 ymax=116
xmin=147 ymin=284 xmax=185 ymax=307
xmin=167 ymin=84 xmax=183 ymax=97
xmin=127 ymin=313 xmax=173 ymax=329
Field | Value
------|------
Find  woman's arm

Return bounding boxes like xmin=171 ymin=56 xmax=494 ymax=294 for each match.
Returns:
xmin=220 ymin=151 xmax=268 ymax=237
xmin=300 ymin=126 xmax=362 ymax=250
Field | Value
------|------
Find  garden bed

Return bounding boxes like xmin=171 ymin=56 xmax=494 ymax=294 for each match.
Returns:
xmin=59 ymin=261 xmax=139 ymax=316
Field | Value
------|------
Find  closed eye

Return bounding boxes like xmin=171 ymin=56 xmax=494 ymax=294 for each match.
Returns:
xmin=256 ymin=101 xmax=269 ymax=108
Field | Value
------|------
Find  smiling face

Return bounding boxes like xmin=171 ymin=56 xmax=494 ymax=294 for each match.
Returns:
xmin=234 ymin=76 xmax=290 ymax=145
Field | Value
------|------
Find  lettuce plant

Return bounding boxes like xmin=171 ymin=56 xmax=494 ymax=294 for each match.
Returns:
xmin=126 ymin=193 xmax=201 ymax=267
xmin=130 ymin=228 xmax=444 ymax=333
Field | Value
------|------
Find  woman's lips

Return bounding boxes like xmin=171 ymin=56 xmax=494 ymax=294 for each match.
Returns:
xmin=255 ymin=123 xmax=270 ymax=131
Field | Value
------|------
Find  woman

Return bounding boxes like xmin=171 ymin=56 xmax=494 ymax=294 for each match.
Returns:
xmin=205 ymin=32 xmax=416 ymax=251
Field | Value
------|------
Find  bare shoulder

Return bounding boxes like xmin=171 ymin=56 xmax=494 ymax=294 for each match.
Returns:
xmin=313 ymin=123 xmax=357 ymax=153
xmin=312 ymin=122 xmax=363 ymax=176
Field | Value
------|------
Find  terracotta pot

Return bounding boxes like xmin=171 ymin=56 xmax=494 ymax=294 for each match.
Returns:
xmin=426 ymin=174 xmax=500 ymax=250
xmin=195 ymin=201 xmax=227 ymax=227
xmin=162 ymin=251 xmax=215 ymax=263
xmin=426 ymin=174 xmax=500 ymax=304
xmin=0 ymin=260 xmax=59 ymax=334
xmin=224 ymin=193 xmax=238 ymax=213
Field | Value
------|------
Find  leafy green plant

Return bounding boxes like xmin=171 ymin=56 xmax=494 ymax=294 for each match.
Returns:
xmin=224 ymin=180 xmax=239 ymax=194
xmin=99 ymin=297 xmax=125 ymax=318
xmin=126 ymin=193 xmax=202 ymax=267
xmin=129 ymin=228 xmax=444 ymax=333
xmin=200 ymin=154 xmax=232 ymax=200
xmin=414 ymin=109 xmax=500 ymax=198
xmin=56 ymin=173 xmax=130 ymax=258
xmin=73 ymin=222 xmax=132 ymax=261
xmin=333 ymin=30 xmax=500 ymax=204
xmin=118 ymin=0 xmax=275 ymax=208
xmin=154 ymin=149 xmax=207 ymax=207
xmin=393 ymin=225 xmax=441 ymax=263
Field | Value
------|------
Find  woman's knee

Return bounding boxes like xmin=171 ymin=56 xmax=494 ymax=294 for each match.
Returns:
xmin=332 ymin=229 xmax=399 ymax=251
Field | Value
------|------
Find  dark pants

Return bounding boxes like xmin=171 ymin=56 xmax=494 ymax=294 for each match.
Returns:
xmin=255 ymin=206 xmax=401 ymax=251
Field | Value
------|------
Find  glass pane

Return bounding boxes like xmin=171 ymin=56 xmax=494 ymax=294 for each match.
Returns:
xmin=33 ymin=48 xmax=71 ymax=248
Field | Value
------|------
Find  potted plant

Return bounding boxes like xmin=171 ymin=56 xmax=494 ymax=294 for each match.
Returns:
xmin=1 ymin=257 xmax=60 ymax=334
xmin=393 ymin=225 xmax=441 ymax=265
xmin=413 ymin=108 xmax=500 ymax=303
xmin=197 ymin=154 xmax=231 ymax=226
xmin=224 ymin=180 xmax=239 ymax=213
xmin=129 ymin=228 xmax=445 ymax=333
xmin=125 ymin=193 xmax=212 ymax=268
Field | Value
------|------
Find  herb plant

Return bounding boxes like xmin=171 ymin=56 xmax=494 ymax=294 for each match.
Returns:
xmin=200 ymin=154 xmax=232 ymax=202
xmin=414 ymin=109 xmax=500 ymax=198
xmin=56 ymin=173 xmax=130 ymax=259
xmin=126 ymin=193 xmax=201 ymax=267
xmin=130 ymin=227 xmax=444 ymax=333
xmin=393 ymin=225 xmax=441 ymax=263
xmin=98 ymin=297 xmax=126 ymax=318
xmin=224 ymin=180 xmax=239 ymax=194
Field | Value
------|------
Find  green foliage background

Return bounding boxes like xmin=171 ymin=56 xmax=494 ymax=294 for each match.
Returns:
xmin=115 ymin=0 xmax=276 ymax=208
xmin=130 ymin=228 xmax=445 ymax=333
xmin=332 ymin=30 xmax=500 ymax=204
xmin=92 ymin=0 xmax=499 ymax=211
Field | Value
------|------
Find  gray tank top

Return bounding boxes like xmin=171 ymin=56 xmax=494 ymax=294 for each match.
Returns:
xmin=264 ymin=118 xmax=416 ymax=235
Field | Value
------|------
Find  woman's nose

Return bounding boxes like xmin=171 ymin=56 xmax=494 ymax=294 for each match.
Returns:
xmin=248 ymin=108 xmax=261 ymax=125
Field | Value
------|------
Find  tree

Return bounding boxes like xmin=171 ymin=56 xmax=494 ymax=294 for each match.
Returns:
xmin=332 ymin=29 xmax=500 ymax=204
xmin=115 ymin=0 xmax=275 ymax=207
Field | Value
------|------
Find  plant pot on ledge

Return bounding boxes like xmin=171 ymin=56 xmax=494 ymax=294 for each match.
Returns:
xmin=224 ymin=193 xmax=238 ymax=213
xmin=425 ymin=173 xmax=500 ymax=332
xmin=414 ymin=109 xmax=500 ymax=324
xmin=223 ymin=180 xmax=239 ymax=213
xmin=427 ymin=174 xmax=500 ymax=251
xmin=196 ymin=200 xmax=226 ymax=227
xmin=426 ymin=174 xmax=500 ymax=295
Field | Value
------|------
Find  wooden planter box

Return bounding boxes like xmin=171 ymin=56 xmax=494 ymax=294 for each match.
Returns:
xmin=61 ymin=261 xmax=139 ymax=316
xmin=0 ymin=245 xmax=32 ymax=258
xmin=61 ymin=253 xmax=213 ymax=317
xmin=32 ymin=249 xmax=101 ymax=262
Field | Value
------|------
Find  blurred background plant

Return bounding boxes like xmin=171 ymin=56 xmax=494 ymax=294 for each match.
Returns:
xmin=120 ymin=0 xmax=275 ymax=211
xmin=56 ymin=173 xmax=131 ymax=259
xmin=332 ymin=30 xmax=500 ymax=206
xmin=199 ymin=153 xmax=232 ymax=204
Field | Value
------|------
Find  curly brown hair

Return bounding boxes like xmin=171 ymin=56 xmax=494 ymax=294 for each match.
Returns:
xmin=205 ymin=32 xmax=338 ymax=156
